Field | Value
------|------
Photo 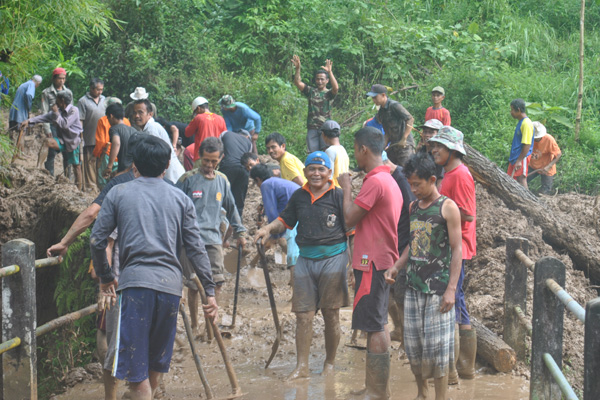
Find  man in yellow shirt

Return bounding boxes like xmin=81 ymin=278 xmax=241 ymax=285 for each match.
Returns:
xmin=507 ymin=98 xmax=534 ymax=188
xmin=265 ymin=132 xmax=306 ymax=186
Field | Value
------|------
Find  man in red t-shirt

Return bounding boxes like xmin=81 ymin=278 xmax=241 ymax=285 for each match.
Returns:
xmin=425 ymin=86 xmax=451 ymax=126
xmin=184 ymin=96 xmax=227 ymax=161
xmin=339 ymin=127 xmax=402 ymax=399
xmin=430 ymin=126 xmax=477 ymax=382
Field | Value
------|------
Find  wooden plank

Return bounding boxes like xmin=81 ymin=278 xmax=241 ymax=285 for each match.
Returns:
xmin=504 ymin=237 xmax=529 ymax=360
xmin=530 ymin=257 xmax=565 ymax=400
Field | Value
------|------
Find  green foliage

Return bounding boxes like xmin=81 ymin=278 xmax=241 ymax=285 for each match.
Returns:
xmin=54 ymin=228 xmax=96 ymax=315
xmin=43 ymin=0 xmax=598 ymax=195
xmin=0 ymin=0 xmax=115 ymax=84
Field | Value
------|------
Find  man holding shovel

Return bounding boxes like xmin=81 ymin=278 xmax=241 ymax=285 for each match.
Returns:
xmin=255 ymin=151 xmax=352 ymax=380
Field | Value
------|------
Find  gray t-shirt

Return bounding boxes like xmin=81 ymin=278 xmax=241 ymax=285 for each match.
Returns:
xmin=109 ymin=124 xmax=138 ymax=172
xmin=90 ymin=177 xmax=215 ymax=297
xmin=77 ymin=93 xmax=106 ymax=146
xmin=176 ymin=170 xmax=246 ymax=245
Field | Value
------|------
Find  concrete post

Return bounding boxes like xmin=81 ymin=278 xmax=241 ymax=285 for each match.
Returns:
xmin=584 ymin=297 xmax=600 ymax=400
xmin=504 ymin=237 xmax=529 ymax=360
xmin=530 ymin=257 xmax=564 ymax=400
xmin=2 ymin=239 xmax=37 ymax=400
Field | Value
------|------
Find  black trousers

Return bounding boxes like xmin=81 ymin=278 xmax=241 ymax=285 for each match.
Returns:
xmin=219 ymin=165 xmax=249 ymax=217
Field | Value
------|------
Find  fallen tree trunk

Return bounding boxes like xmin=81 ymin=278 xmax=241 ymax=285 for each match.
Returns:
xmin=464 ymin=143 xmax=600 ymax=284
xmin=472 ymin=319 xmax=517 ymax=373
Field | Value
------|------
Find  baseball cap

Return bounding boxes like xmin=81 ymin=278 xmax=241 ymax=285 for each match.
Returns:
xmin=53 ymin=67 xmax=66 ymax=76
xmin=304 ymin=151 xmax=332 ymax=169
xmin=218 ymin=95 xmax=236 ymax=109
xmin=428 ymin=126 xmax=466 ymax=155
xmin=320 ymin=120 xmax=340 ymax=132
xmin=191 ymin=96 xmax=209 ymax=111
xmin=366 ymin=84 xmax=387 ymax=97
xmin=431 ymin=86 xmax=445 ymax=95
xmin=419 ymin=119 xmax=444 ymax=130
xmin=533 ymin=121 xmax=547 ymax=139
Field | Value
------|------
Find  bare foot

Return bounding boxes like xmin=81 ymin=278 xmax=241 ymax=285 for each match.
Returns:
xmin=321 ymin=362 xmax=335 ymax=376
xmin=286 ymin=365 xmax=309 ymax=381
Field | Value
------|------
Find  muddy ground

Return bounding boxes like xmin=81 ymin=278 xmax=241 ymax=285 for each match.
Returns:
xmin=1 ymin=129 xmax=598 ymax=398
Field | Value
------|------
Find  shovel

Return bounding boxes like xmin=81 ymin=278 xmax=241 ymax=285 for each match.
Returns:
xmin=257 ymin=239 xmax=282 ymax=368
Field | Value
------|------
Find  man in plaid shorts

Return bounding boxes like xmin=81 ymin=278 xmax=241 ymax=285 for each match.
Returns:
xmin=385 ymin=152 xmax=463 ymax=400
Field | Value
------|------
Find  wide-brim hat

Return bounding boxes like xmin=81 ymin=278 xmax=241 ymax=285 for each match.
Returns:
xmin=428 ymin=126 xmax=466 ymax=155
xmin=533 ymin=121 xmax=547 ymax=139
xmin=130 ymin=87 xmax=149 ymax=100
xmin=419 ymin=119 xmax=444 ymax=130
xmin=218 ymin=94 xmax=236 ymax=109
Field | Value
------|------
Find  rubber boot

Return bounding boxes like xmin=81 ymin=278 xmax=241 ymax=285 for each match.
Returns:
xmin=365 ymin=351 xmax=390 ymax=399
xmin=457 ymin=328 xmax=477 ymax=379
xmin=448 ymin=324 xmax=460 ymax=385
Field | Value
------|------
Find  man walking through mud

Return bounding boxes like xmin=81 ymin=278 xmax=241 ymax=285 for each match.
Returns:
xmin=430 ymin=127 xmax=477 ymax=382
xmin=177 ymin=137 xmax=246 ymax=332
xmin=91 ymin=135 xmax=217 ymax=400
xmin=339 ymin=127 xmax=402 ymax=399
xmin=255 ymin=151 xmax=351 ymax=380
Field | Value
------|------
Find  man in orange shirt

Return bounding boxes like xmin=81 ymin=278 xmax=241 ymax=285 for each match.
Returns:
xmin=528 ymin=122 xmax=561 ymax=195
xmin=94 ymin=97 xmax=131 ymax=187
xmin=184 ymin=96 xmax=227 ymax=161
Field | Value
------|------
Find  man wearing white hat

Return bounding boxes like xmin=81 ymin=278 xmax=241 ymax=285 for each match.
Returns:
xmin=184 ymin=96 xmax=226 ymax=163
xmin=528 ymin=121 xmax=561 ymax=195
xmin=124 ymin=87 xmax=157 ymax=131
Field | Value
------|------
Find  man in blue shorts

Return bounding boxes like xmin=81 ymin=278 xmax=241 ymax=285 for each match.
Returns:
xmin=90 ymin=135 xmax=217 ymax=400
xmin=255 ymin=151 xmax=351 ymax=380
xmin=339 ymin=127 xmax=402 ymax=399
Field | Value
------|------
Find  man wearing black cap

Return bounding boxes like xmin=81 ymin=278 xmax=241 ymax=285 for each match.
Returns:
xmin=366 ymin=84 xmax=415 ymax=167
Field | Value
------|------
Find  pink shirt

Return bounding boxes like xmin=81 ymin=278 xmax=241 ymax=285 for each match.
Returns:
xmin=439 ymin=163 xmax=476 ymax=259
xmin=352 ymin=165 xmax=402 ymax=271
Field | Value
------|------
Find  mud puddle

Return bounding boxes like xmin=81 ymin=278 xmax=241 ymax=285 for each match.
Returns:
xmin=53 ymin=266 xmax=529 ymax=400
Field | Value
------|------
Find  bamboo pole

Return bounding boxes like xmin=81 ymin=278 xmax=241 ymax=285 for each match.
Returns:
xmin=574 ymin=0 xmax=585 ymax=140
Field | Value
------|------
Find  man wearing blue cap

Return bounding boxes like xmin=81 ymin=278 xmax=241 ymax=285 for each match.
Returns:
xmin=256 ymin=151 xmax=351 ymax=381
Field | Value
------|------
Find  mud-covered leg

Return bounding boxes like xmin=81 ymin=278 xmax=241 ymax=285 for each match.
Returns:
xmin=286 ymin=311 xmax=315 ymax=380
xmin=321 ymin=308 xmax=340 ymax=376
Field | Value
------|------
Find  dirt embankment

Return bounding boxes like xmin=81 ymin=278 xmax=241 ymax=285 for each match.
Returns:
xmin=467 ymin=184 xmax=598 ymax=389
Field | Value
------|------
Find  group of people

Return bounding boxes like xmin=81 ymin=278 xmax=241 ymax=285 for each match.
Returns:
xmin=2 ymin=56 xmax=563 ymax=400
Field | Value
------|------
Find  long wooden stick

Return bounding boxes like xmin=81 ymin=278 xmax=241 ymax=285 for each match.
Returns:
xmin=191 ymin=274 xmax=242 ymax=397
xmin=179 ymin=304 xmax=214 ymax=399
